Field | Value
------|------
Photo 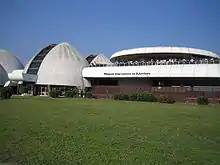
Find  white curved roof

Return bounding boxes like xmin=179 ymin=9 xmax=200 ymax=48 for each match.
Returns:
xmin=29 ymin=43 xmax=91 ymax=87
xmin=0 ymin=64 xmax=8 ymax=85
xmin=110 ymin=47 xmax=219 ymax=59
xmin=0 ymin=50 xmax=24 ymax=73
xmin=90 ymin=54 xmax=112 ymax=65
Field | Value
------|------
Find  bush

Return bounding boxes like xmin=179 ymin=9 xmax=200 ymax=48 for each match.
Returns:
xmin=136 ymin=93 xmax=157 ymax=102
xmin=64 ymin=90 xmax=74 ymax=98
xmin=121 ymin=94 xmax=129 ymax=101
xmin=72 ymin=88 xmax=78 ymax=96
xmin=49 ymin=90 xmax=62 ymax=98
xmin=0 ymin=87 xmax=13 ymax=99
xmin=113 ymin=93 xmax=129 ymax=101
xmin=114 ymin=92 xmax=156 ymax=102
xmin=64 ymin=89 xmax=78 ymax=98
xmin=129 ymin=93 xmax=139 ymax=101
xmin=85 ymin=91 xmax=93 ymax=98
xmin=19 ymin=85 xmax=25 ymax=94
xmin=158 ymin=95 xmax=175 ymax=104
xmin=197 ymin=96 xmax=208 ymax=105
xmin=113 ymin=94 xmax=120 ymax=100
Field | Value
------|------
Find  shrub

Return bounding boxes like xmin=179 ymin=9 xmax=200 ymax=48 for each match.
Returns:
xmin=158 ymin=95 xmax=175 ymax=104
xmin=114 ymin=92 xmax=157 ymax=102
xmin=64 ymin=90 xmax=74 ymax=98
xmin=85 ymin=91 xmax=93 ymax=98
xmin=72 ymin=88 xmax=78 ymax=96
xmin=113 ymin=93 xmax=129 ymax=101
xmin=19 ymin=86 xmax=25 ymax=94
xmin=129 ymin=93 xmax=139 ymax=101
xmin=64 ymin=89 xmax=78 ymax=98
xmin=197 ymin=96 xmax=208 ymax=105
xmin=49 ymin=90 xmax=62 ymax=98
xmin=113 ymin=94 xmax=120 ymax=100
xmin=136 ymin=93 xmax=157 ymax=102
xmin=121 ymin=94 xmax=129 ymax=101
xmin=0 ymin=87 xmax=13 ymax=99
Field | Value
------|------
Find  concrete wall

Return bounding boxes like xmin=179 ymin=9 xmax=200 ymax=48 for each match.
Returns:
xmin=118 ymin=78 xmax=152 ymax=87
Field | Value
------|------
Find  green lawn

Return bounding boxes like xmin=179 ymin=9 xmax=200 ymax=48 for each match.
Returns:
xmin=0 ymin=97 xmax=220 ymax=165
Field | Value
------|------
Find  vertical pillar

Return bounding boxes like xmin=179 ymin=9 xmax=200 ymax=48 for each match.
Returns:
xmin=47 ymin=85 xmax=51 ymax=95
xmin=31 ymin=85 xmax=33 ymax=96
xmin=17 ymin=84 xmax=19 ymax=95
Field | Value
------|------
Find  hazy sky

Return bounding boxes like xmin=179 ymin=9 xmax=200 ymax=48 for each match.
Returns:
xmin=1 ymin=0 xmax=220 ymax=64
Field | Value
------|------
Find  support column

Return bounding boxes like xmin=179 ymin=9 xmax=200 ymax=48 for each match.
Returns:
xmin=31 ymin=85 xmax=33 ymax=96
xmin=47 ymin=85 xmax=51 ymax=95
xmin=17 ymin=84 xmax=19 ymax=95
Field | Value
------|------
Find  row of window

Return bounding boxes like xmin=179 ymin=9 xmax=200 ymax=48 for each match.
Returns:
xmin=27 ymin=44 xmax=57 ymax=74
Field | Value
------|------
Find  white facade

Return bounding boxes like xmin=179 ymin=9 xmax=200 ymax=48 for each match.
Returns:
xmin=111 ymin=47 xmax=219 ymax=60
xmin=0 ymin=50 xmax=24 ymax=73
xmin=82 ymin=64 xmax=220 ymax=78
xmin=82 ymin=46 xmax=220 ymax=79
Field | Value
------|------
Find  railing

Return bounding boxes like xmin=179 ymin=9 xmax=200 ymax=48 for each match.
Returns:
xmin=89 ymin=59 xmax=220 ymax=67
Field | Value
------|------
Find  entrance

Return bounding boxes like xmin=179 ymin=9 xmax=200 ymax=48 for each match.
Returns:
xmin=40 ymin=86 xmax=48 ymax=95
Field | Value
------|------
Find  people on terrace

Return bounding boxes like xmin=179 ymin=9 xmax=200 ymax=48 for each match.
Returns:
xmin=89 ymin=57 xmax=220 ymax=67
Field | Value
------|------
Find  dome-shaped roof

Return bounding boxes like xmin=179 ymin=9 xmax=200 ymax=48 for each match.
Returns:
xmin=0 ymin=64 xmax=8 ymax=85
xmin=25 ymin=43 xmax=91 ymax=87
xmin=0 ymin=50 xmax=24 ymax=73
xmin=89 ymin=54 xmax=112 ymax=65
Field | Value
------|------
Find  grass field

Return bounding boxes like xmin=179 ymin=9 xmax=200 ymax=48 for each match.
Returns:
xmin=0 ymin=97 xmax=220 ymax=165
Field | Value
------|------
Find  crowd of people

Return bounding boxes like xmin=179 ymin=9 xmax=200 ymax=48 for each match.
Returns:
xmin=89 ymin=57 xmax=220 ymax=67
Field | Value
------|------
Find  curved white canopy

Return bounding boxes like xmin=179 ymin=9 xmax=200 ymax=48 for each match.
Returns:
xmin=110 ymin=47 xmax=219 ymax=60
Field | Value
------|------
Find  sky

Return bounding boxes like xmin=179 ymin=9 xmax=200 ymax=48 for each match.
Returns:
xmin=0 ymin=0 xmax=220 ymax=64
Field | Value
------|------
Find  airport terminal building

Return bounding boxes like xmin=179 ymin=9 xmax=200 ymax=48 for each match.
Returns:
xmin=1 ymin=43 xmax=220 ymax=101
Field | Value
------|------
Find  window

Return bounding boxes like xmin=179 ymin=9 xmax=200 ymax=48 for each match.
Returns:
xmin=27 ymin=44 xmax=57 ymax=74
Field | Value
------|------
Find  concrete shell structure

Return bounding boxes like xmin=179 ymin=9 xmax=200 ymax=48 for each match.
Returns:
xmin=24 ymin=43 xmax=91 ymax=87
xmin=0 ymin=50 xmax=24 ymax=73
xmin=90 ymin=54 xmax=113 ymax=65
xmin=0 ymin=64 xmax=8 ymax=85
